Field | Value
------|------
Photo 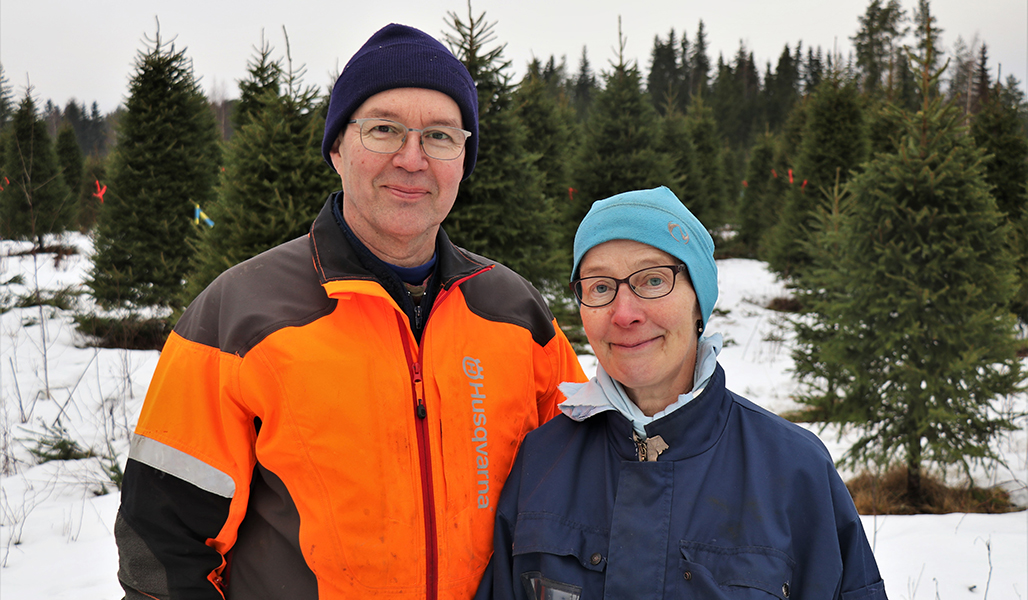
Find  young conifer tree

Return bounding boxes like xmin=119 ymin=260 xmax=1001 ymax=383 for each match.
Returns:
xmin=647 ymin=29 xmax=683 ymax=116
xmin=233 ymin=32 xmax=284 ymax=131
xmin=971 ymin=83 xmax=1028 ymax=324
xmin=684 ymin=94 xmax=726 ymax=230
xmin=0 ymin=65 xmax=12 ymax=130
xmin=182 ymin=32 xmax=336 ymax=303
xmin=765 ymin=75 xmax=868 ymax=280
xmin=513 ymin=60 xmax=577 ymax=275
xmin=792 ymin=43 xmax=1024 ymax=506
xmin=87 ymin=28 xmax=221 ymax=311
xmin=442 ymin=5 xmax=560 ymax=287
xmin=571 ymin=19 xmax=675 ymax=227
xmin=77 ymin=154 xmax=106 ymax=232
xmin=0 ymin=92 xmax=75 ymax=247
xmin=736 ymin=132 xmax=785 ymax=257
xmin=656 ymin=103 xmax=702 ymax=219
xmin=55 ymin=124 xmax=84 ymax=206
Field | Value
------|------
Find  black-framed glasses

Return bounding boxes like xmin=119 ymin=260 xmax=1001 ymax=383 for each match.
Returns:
xmin=347 ymin=118 xmax=472 ymax=161
xmin=570 ymin=264 xmax=686 ymax=308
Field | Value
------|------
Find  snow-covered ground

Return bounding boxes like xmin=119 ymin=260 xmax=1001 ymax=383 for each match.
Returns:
xmin=1 ymin=234 xmax=1026 ymax=599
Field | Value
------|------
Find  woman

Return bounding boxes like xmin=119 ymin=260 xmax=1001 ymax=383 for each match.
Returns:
xmin=476 ymin=187 xmax=887 ymax=600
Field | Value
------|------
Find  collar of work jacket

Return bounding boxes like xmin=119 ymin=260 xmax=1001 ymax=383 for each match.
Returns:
xmin=309 ymin=191 xmax=492 ymax=308
xmin=558 ymin=334 xmax=724 ymax=438
xmin=598 ymin=363 xmax=734 ymax=463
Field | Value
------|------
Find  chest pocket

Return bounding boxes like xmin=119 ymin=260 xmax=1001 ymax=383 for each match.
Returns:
xmin=680 ymin=541 xmax=796 ymax=599
xmin=512 ymin=513 xmax=609 ymax=573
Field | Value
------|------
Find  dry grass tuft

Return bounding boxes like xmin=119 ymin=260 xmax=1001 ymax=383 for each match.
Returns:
xmin=846 ymin=465 xmax=1021 ymax=515
xmin=767 ymin=296 xmax=802 ymax=313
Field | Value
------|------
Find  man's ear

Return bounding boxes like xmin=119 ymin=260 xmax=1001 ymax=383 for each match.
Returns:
xmin=329 ymin=137 xmax=345 ymax=178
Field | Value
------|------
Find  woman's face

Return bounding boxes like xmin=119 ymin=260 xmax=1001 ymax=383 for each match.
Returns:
xmin=579 ymin=239 xmax=703 ymax=413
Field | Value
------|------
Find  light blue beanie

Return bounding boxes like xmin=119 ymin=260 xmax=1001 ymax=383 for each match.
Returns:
xmin=572 ymin=186 xmax=718 ymax=326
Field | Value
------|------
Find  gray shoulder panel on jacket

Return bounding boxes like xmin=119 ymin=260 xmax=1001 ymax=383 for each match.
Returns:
xmin=456 ymin=252 xmax=557 ymax=348
xmin=175 ymin=236 xmax=336 ymax=356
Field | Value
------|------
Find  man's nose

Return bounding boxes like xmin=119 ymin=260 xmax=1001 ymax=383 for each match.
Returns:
xmin=392 ymin=131 xmax=430 ymax=170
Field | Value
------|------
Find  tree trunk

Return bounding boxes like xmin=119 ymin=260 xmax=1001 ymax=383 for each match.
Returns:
xmin=906 ymin=438 xmax=924 ymax=508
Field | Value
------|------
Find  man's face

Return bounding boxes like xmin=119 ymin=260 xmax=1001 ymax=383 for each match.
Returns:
xmin=330 ymin=88 xmax=465 ymax=262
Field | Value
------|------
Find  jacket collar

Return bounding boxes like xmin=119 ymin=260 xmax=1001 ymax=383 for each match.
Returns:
xmin=308 ymin=191 xmax=490 ymax=292
xmin=603 ymin=364 xmax=733 ymax=462
xmin=559 ymin=335 xmax=722 ymax=434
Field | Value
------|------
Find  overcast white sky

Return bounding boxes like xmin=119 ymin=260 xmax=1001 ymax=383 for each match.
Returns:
xmin=2 ymin=0 xmax=1026 ymax=114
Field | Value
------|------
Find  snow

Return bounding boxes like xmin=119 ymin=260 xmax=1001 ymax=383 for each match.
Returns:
xmin=2 ymin=234 xmax=1026 ymax=599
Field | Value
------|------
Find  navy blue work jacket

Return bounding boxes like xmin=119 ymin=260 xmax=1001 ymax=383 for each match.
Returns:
xmin=476 ymin=364 xmax=887 ymax=600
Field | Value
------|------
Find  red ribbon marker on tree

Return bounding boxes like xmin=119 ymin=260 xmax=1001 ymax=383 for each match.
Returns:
xmin=93 ymin=180 xmax=107 ymax=203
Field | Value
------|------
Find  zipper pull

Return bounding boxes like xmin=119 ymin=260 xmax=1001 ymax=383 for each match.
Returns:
xmin=632 ymin=432 xmax=647 ymax=461
xmin=632 ymin=432 xmax=668 ymax=462
xmin=413 ymin=362 xmax=427 ymax=419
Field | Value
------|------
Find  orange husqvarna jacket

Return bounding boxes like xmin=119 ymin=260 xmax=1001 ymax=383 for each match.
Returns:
xmin=115 ymin=194 xmax=586 ymax=600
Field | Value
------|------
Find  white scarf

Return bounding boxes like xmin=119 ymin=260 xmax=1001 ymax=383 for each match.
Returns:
xmin=558 ymin=333 xmax=723 ymax=439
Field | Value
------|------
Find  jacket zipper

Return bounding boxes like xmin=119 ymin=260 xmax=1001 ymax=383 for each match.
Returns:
xmin=395 ymin=267 xmax=492 ymax=600
xmin=396 ymin=312 xmax=436 ymax=600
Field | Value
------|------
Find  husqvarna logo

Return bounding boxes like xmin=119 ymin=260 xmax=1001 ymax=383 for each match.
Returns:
xmin=668 ymin=222 xmax=690 ymax=244
xmin=464 ymin=357 xmax=490 ymax=509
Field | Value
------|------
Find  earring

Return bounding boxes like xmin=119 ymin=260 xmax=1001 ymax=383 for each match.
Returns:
xmin=696 ymin=319 xmax=704 ymax=336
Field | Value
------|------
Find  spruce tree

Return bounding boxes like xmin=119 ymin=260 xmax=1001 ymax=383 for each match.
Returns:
xmin=83 ymin=102 xmax=109 ymax=157
xmin=912 ymin=0 xmax=943 ymax=78
xmin=792 ymin=49 xmax=1024 ymax=506
xmin=947 ymin=36 xmax=979 ymax=113
xmin=571 ymin=47 xmax=599 ymax=122
xmin=0 ymin=64 xmax=13 ymax=130
xmin=443 ymin=5 xmax=560 ymax=287
xmin=866 ymin=96 xmax=908 ymax=156
xmin=688 ymin=21 xmax=711 ymax=99
xmin=87 ymin=29 xmax=221 ymax=311
xmin=997 ymin=75 xmax=1028 ymax=136
xmin=570 ymin=22 xmax=674 ymax=227
xmin=78 ymin=153 xmax=106 ymax=232
xmin=233 ymin=33 xmax=283 ymax=131
xmin=514 ymin=60 xmax=577 ymax=266
xmin=55 ymin=124 xmax=84 ymax=208
xmin=538 ymin=55 xmax=569 ymax=101
xmin=765 ymin=75 xmax=867 ymax=279
xmin=711 ymin=54 xmax=742 ymax=146
xmin=763 ymin=45 xmax=801 ymax=133
xmin=183 ymin=35 xmax=336 ymax=303
xmin=971 ymin=83 xmax=1028 ymax=324
xmin=684 ymin=94 xmax=726 ymax=229
xmin=656 ymin=105 xmax=701 ymax=214
xmin=803 ymin=47 xmax=825 ymax=93
xmin=647 ymin=30 xmax=682 ymax=115
xmin=736 ymin=132 xmax=785 ymax=257
xmin=851 ymin=0 xmax=907 ymax=96
xmin=676 ymin=32 xmax=693 ymax=112
xmin=0 ymin=92 xmax=75 ymax=247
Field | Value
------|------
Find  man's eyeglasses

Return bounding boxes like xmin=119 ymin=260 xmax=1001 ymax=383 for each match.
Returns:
xmin=347 ymin=118 xmax=472 ymax=161
xmin=570 ymin=264 xmax=687 ymax=308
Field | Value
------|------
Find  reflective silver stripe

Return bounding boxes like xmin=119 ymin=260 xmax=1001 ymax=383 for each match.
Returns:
xmin=129 ymin=434 xmax=236 ymax=498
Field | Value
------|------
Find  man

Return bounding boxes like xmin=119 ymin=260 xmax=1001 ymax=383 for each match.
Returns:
xmin=115 ymin=23 xmax=585 ymax=600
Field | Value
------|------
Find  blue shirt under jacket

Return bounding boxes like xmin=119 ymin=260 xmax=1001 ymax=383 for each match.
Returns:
xmin=475 ymin=363 xmax=887 ymax=600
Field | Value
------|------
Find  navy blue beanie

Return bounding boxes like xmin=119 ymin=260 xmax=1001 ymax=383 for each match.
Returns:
xmin=322 ymin=23 xmax=479 ymax=180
